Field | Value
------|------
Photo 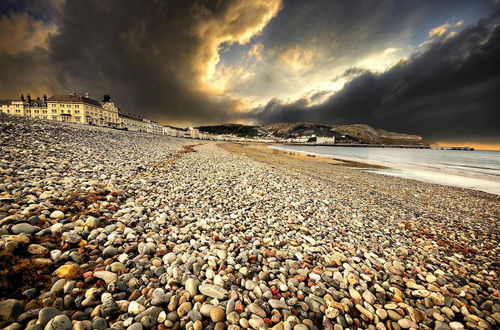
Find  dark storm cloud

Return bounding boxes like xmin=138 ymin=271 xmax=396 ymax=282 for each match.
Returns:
xmin=0 ymin=0 xmax=281 ymax=124
xmin=47 ymin=0 xmax=282 ymax=124
xmin=255 ymin=14 xmax=500 ymax=142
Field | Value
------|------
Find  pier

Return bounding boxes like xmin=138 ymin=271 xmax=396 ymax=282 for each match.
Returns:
xmin=285 ymin=143 xmax=432 ymax=149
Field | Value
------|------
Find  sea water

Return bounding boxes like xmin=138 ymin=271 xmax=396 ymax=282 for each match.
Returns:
xmin=270 ymin=145 xmax=500 ymax=195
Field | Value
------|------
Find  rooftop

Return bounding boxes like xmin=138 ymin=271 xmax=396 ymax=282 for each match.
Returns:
xmin=47 ymin=95 xmax=102 ymax=108
xmin=119 ymin=112 xmax=144 ymax=121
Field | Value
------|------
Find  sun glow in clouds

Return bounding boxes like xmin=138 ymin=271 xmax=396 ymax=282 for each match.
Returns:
xmin=0 ymin=12 xmax=58 ymax=56
xmin=358 ymin=47 xmax=405 ymax=72
xmin=193 ymin=0 xmax=282 ymax=94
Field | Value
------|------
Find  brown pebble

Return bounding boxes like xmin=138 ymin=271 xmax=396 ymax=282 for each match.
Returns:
xmin=128 ymin=289 xmax=140 ymax=301
xmin=210 ymin=306 xmax=225 ymax=322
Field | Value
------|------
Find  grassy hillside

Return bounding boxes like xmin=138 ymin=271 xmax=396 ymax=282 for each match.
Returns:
xmin=197 ymin=122 xmax=424 ymax=145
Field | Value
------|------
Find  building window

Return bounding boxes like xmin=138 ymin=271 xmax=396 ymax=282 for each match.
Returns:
xmin=52 ymin=115 xmax=57 ymax=120
xmin=75 ymin=110 xmax=80 ymax=114
xmin=52 ymin=110 xmax=57 ymax=114
xmin=75 ymin=116 xmax=81 ymax=122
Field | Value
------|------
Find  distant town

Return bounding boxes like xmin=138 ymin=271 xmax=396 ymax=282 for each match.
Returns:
xmin=3 ymin=91 xmax=465 ymax=149
xmin=0 ymin=92 xmax=333 ymax=144
xmin=0 ymin=92 xmax=266 ymax=142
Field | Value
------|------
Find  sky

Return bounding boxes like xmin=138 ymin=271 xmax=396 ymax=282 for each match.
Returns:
xmin=0 ymin=0 xmax=499 ymax=148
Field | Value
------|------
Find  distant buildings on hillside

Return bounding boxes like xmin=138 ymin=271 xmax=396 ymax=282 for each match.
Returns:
xmin=0 ymin=91 xmax=337 ymax=144
xmin=1 ymin=93 xmax=118 ymax=126
xmin=0 ymin=92 xmax=186 ymax=136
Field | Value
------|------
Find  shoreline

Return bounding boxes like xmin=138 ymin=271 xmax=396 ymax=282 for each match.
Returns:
xmin=225 ymin=142 xmax=387 ymax=169
xmin=267 ymin=144 xmax=500 ymax=196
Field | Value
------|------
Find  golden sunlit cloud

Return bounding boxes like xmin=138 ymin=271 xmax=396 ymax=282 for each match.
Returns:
xmin=189 ymin=0 xmax=282 ymax=94
xmin=0 ymin=12 xmax=58 ymax=56
xmin=206 ymin=64 xmax=254 ymax=95
xmin=455 ymin=20 xmax=464 ymax=27
xmin=428 ymin=23 xmax=451 ymax=37
xmin=276 ymin=45 xmax=315 ymax=73
xmin=248 ymin=42 xmax=264 ymax=60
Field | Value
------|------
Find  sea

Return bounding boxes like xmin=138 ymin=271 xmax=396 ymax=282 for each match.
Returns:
xmin=269 ymin=145 xmax=500 ymax=195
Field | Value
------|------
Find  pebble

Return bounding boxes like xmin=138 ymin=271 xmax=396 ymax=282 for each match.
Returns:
xmin=61 ymin=232 xmax=81 ymax=244
xmin=0 ymin=299 xmax=23 ymax=322
xmin=199 ymin=284 xmax=228 ymax=300
xmin=325 ymin=307 xmax=339 ymax=319
xmin=349 ymin=288 xmax=362 ymax=300
xmin=55 ymin=265 xmax=80 ymax=279
xmin=128 ymin=323 xmax=143 ymax=330
xmin=177 ymin=302 xmax=192 ymax=317
xmin=210 ymin=306 xmax=225 ymax=322
xmin=11 ymin=223 xmax=39 ymax=234
xmin=185 ymin=278 xmax=198 ymax=297
xmin=128 ymin=301 xmax=146 ymax=316
xmin=27 ymin=244 xmax=48 ymax=256
xmin=49 ymin=211 xmax=64 ymax=220
xmin=44 ymin=314 xmax=72 ymax=330
xmin=249 ymin=318 xmax=264 ymax=329
xmin=93 ymin=271 xmax=117 ymax=284
xmin=151 ymin=288 xmax=168 ymax=306
xmin=102 ymin=246 xmax=118 ymax=258
xmin=248 ymin=303 xmax=266 ymax=318
xmin=163 ymin=252 xmax=176 ymax=264
xmin=37 ymin=307 xmax=61 ymax=326
xmin=269 ymin=299 xmax=288 ymax=309
xmin=362 ymin=290 xmax=377 ymax=304
xmin=387 ymin=310 xmax=404 ymax=321
xmin=449 ymin=321 xmax=465 ymax=329
xmin=199 ymin=304 xmax=213 ymax=317
xmin=398 ymin=318 xmax=418 ymax=329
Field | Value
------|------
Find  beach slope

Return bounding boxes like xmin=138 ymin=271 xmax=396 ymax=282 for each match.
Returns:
xmin=0 ymin=114 xmax=498 ymax=329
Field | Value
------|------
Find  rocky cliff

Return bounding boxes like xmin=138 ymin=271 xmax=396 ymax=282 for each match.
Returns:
xmin=329 ymin=124 xmax=423 ymax=145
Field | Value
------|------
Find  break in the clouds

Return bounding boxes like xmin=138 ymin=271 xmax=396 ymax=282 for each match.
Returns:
xmin=0 ymin=0 xmax=499 ymax=143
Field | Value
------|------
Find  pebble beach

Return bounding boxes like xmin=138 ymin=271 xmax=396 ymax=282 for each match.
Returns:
xmin=0 ymin=114 xmax=499 ymax=330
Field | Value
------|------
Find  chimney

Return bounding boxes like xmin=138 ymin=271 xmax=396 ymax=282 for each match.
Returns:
xmin=20 ymin=94 xmax=25 ymax=102
xmin=43 ymin=94 xmax=47 ymax=103
xmin=27 ymin=93 xmax=31 ymax=102
xmin=103 ymin=94 xmax=111 ymax=102
xmin=84 ymin=92 xmax=90 ymax=98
